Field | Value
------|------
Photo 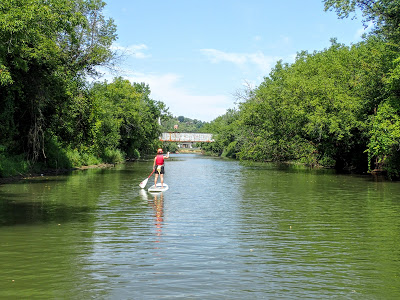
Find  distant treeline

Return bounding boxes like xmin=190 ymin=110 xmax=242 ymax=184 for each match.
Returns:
xmin=202 ymin=1 xmax=400 ymax=178
xmin=161 ymin=116 xmax=207 ymax=133
xmin=0 ymin=0 xmax=168 ymax=177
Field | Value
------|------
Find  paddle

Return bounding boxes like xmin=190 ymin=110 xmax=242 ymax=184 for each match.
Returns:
xmin=139 ymin=169 xmax=155 ymax=188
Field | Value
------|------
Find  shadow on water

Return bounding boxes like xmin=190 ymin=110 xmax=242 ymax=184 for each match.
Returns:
xmin=6 ymin=176 xmax=70 ymax=185
xmin=0 ymin=167 xmax=120 ymax=227
xmin=0 ymin=200 xmax=94 ymax=226
xmin=240 ymin=160 xmax=388 ymax=183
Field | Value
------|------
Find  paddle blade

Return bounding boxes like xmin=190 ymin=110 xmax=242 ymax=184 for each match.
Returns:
xmin=139 ymin=177 xmax=148 ymax=189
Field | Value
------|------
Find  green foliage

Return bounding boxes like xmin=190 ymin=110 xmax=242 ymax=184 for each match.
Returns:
xmin=366 ymin=101 xmax=400 ymax=174
xmin=63 ymin=147 xmax=102 ymax=167
xmin=317 ymin=1 xmax=400 ymax=175
xmin=65 ymin=148 xmax=83 ymax=168
xmin=132 ymin=149 xmax=141 ymax=160
xmin=0 ymin=0 xmax=117 ymax=163
xmin=324 ymin=0 xmax=400 ymax=43
xmin=43 ymin=134 xmax=72 ymax=169
xmin=206 ymin=36 xmax=400 ymax=175
xmin=221 ymin=141 xmax=238 ymax=158
xmin=0 ymin=63 xmax=12 ymax=85
xmin=202 ymin=109 xmax=239 ymax=157
xmin=0 ymin=1 xmax=174 ymax=177
xmin=90 ymin=77 xmax=169 ymax=157
xmin=162 ymin=142 xmax=179 ymax=153
xmin=101 ymin=148 xmax=125 ymax=164
xmin=235 ymin=41 xmax=370 ymax=167
xmin=0 ymin=152 xmax=29 ymax=177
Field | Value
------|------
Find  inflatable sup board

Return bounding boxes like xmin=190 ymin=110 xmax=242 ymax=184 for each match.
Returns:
xmin=148 ymin=183 xmax=169 ymax=192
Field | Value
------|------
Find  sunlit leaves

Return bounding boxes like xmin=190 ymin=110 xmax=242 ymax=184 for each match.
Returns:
xmin=89 ymin=78 xmax=169 ymax=157
xmin=212 ymin=37 xmax=396 ymax=172
xmin=201 ymin=109 xmax=240 ymax=157
xmin=0 ymin=63 xmax=12 ymax=85
xmin=237 ymin=41 xmax=369 ymax=166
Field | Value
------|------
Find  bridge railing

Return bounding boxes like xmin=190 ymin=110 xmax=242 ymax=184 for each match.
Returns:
xmin=160 ymin=132 xmax=214 ymax=143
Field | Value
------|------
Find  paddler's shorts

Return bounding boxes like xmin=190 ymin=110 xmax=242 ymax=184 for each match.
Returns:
xmin=155 ymin=165 xmax=165 ymax=174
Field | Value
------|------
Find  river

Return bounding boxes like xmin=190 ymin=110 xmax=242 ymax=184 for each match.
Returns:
xmin=0 ymin=154 xmax=399 ymax=299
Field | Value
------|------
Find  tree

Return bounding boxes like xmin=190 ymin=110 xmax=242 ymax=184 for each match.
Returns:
xmin=89 ymin=78 xmax=169 ymax=158
xmin=324 ymin=0 xmax=400 ymax=175
xmin=0 ymin=0 xmax=117 ymax=162
xmin=323 ymin=0 xmax=400 ymax=42
xmin=202 ymin=109 xmax=239 ymax=157
xmin=210 ymin=38 xmax=393 ymax=171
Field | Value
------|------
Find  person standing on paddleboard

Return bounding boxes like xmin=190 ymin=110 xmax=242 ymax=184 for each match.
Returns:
xmin=153 ymin=148 xmax=170 ymax=188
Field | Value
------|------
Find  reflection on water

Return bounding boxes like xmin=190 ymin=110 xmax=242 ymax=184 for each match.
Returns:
xmin=152 ymin=193 xmax=164 ymax=243
xmin=0 ymin=154 xmax=400 ymax=299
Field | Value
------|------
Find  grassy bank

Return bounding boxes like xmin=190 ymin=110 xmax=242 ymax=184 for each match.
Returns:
xmin=0 ymin=146 xmax=126 ymax=180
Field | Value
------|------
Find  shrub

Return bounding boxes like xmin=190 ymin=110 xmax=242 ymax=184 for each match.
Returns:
xmin=101 ymin=148 xmax=125 ymax=163
xmin=221 ymin=141 xmax=237 ymax=158
xmin=132 ymin=149 xmax=140 ymax=159
xmin=44 ymin=135 xmax=72 ymax=169
xmin=0 ymin=153 xmax=29 ymax=177
xmin=65 ymin=148 xmax=82 ymax=167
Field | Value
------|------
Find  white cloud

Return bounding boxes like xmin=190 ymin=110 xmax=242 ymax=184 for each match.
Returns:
xmin=124 ymin=71 xmax=232 ymax=122
xmin=200 ymin=49 xmax=248 ymax=65
xmin=248 ymin=52 xmax=278 ymax=71
xmin=111 ymin=43 xmax=151 ymax=59
xmin=200 ymin=48 xmax=281 ymax=73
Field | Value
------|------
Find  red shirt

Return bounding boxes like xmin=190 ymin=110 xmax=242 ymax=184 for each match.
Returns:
xmin=155 ymin=154 xmax=164 ymax=165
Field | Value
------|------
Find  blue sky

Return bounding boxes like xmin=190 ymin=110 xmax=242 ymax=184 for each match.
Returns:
xmin=101 ymin=1 xmax=370 ymax=122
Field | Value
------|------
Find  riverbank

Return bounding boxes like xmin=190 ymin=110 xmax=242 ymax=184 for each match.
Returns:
xmin=176 ymin=148 xmax=202 ymax=154
xmin=0 ymin=163 xmax=116 ymax=185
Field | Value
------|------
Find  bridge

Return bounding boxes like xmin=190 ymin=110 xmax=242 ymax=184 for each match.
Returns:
xmin=160 ymin=132 xmax=214 ymax=143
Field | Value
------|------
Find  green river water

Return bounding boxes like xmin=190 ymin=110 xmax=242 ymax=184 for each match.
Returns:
xmin=0 ymin=153 xmax=399 ymax=299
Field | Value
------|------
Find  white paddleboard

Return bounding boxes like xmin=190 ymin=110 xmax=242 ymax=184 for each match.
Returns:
xmin=148 ymin=183 xmax=169 ymax=192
